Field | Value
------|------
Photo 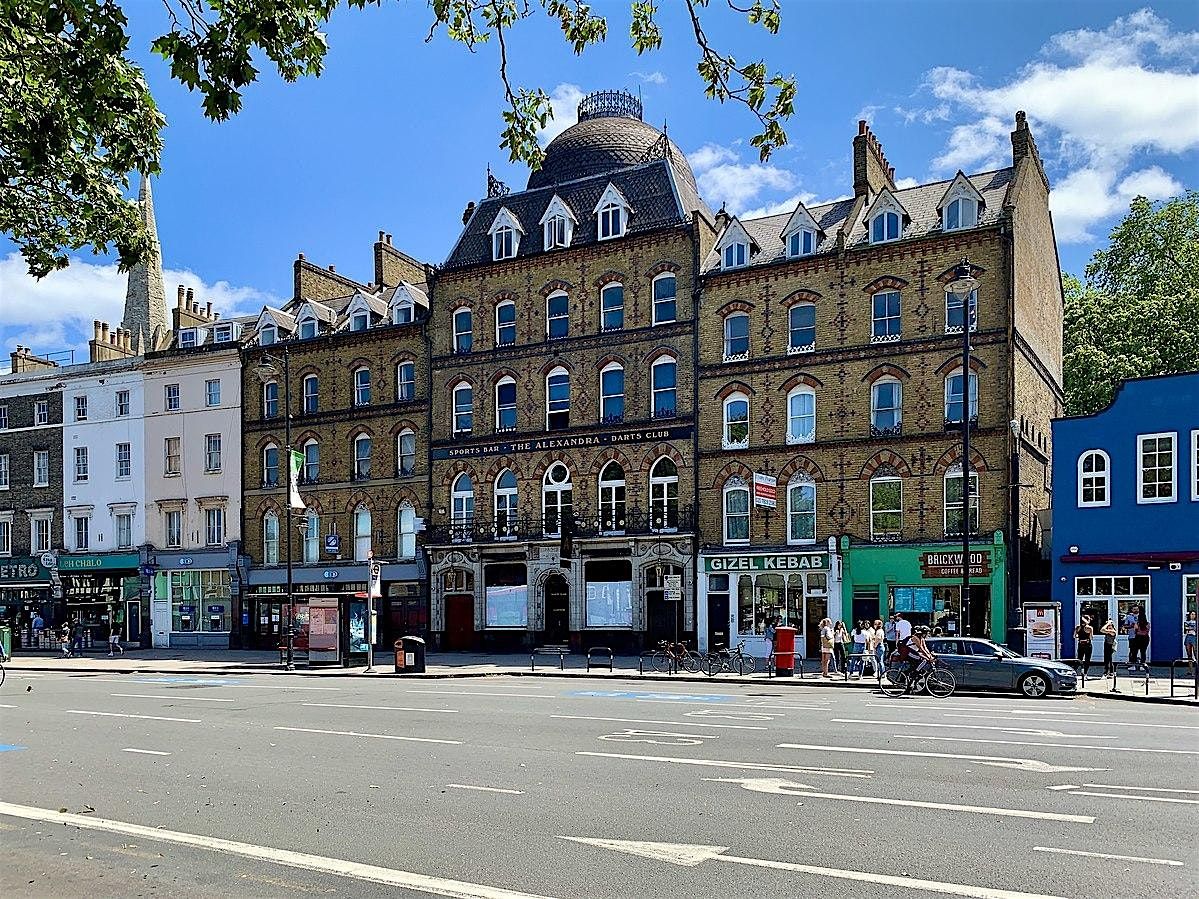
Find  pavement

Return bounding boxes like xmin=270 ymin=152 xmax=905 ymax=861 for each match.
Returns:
xmin=6 ymin=648 xmax=1198 ymax=705
xmin=0 ymin=669 xmax=1196 ymax=898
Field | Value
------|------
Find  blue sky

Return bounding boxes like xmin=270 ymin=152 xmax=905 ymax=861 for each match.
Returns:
xmin=2 ymin=1 xmax=1197 ymax=365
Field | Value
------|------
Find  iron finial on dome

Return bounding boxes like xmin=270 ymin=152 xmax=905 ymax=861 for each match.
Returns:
xmin=577 ymin=89 xmax=643 ymax=123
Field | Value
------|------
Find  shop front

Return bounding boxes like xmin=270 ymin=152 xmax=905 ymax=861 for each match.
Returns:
xmin=57 ymin=552 xmax=144 ymax=648
xmin=148 ymin=546 xmax=241 ymax=649
xmin=697 ymin=543 xmax=842 ymax=657
xmin=243 ymin=562 xmax=370 ymax=665
xmin=840 ymin=532 xmax=1008 ymax=643
xmin=0 ymin=557 xmax=56 ymax=649
xmin=379 ymin=557 xmax=427 ymax=649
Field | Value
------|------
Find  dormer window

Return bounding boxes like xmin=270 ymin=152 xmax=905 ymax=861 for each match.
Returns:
xmin=393 ymin=300 xmax=413 ymax=324
xmin=944 ymin=197 xmax=977 ymax=231
xmin=593 ymin=183 xmax=630 ymax=241
xmin=494 ymin=226 xmax=516 ymax=260
xmin=871 ymin=211 xmax=901 ymax=243
xmin=178 ymin=329 xmax=198 ymax=349
xmin=212 ymin=322 xmax=237 ymax=343
xmin=787 ymin=229 xmax=816 ymax=258
xmin=299 ymin=319 xmax=318 ymax=339
xmin=351 ymin=312 xmax=369 ymax=332
xmin=260 ymin=325 xmax=276 ymax=346
xmin=723 ymin=242 xmax=748 ymax=269
xmin=545 ymin=215 xmax=569 ymax=249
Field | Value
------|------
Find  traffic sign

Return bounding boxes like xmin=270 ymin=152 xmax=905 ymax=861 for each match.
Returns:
xmin=324 ymin=533 xmax=341 ymax=554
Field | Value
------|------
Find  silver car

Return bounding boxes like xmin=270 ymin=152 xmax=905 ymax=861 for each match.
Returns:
xmin=925 ymin=637 xmax=1078 ymax=698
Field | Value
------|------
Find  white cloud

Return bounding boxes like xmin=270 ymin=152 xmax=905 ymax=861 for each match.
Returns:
xmin=739 ymin=192 xmax=818 ymax=220
xmin=855 ymin=104 xmax=884 ymax=126
xmin=1051 ymin=165 xmax=1183 ymax=242
xmin=893 ymin=177 xmax=920 ymax=190
xmin=630 ymin=71 xmax=667 ymax=85
xmin=930 ymin=115 xmax=1011 ymax=173
xmin=687 ymin=142 xmax=799 ymax=214
xmin=536 ymin=83 xmax=585 ymax=146
xmin=895 ymin=103 xmax=950 ymax=125
xmin=686 ymin=143 xmax=738 ymax=171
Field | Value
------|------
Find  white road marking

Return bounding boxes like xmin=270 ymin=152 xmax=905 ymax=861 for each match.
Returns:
xmin=1081 ymin=783 xmax=1199 ymax=795
xmin=551 ymin=714 xmax=764 ymax=730
xmin=946 ymin=713 xmax=1199 ymax=731
xmin=891 ymin=734 xmax=1199 ymax=755
xmin=597 ymin=729 xmax=710 ymax=746
xmin=684 ymin=709 xmax=777 ymax=721
xmin=561 ymin=837 xmax=1069 ymax=899
xmin=776 ymin=742 xmax=1107 ymax=774
xmin=638 ymin=699 xmax=830 ymax=710
xmin=831 ymin=718 xmax=1113 ymax=738
xmin=1067 ymin=790 xmax=1199 ymax=805
xmin=304 ymin=702 xmax=459 ymax=714
xmin=0 ymin=801 xmax=558 ymax=899
xmin=1032 ymin=847 xmax=1183 ymax=867
xmin=95 ymin=678 xmax=342 ymax=691
xmin=708 ymin=778 xmax=1093 ymax=823
xmin=121 ymin=748 xmax=171 ymax=756
xmin=274 ymin=726 xmax=460 ymax=745
xmin=0 ymin=703 xmax=17 ymax=709
xmin=577 ymin=751 xmax=873 ymax=778
xmin=67 ymin=709 xmax=200 ymax=723
xmin=111 ymin=693 xmax=236 ymax=703
xmin=864 ymin=703 xmax=1103 ymax=717
xmin=404 ymin=690 xmax=553 ymax=699
xmin=1046 ymin=784 xmax=1078 ymax=791
xmin=446 ymin=784 xmax=525 ymax=795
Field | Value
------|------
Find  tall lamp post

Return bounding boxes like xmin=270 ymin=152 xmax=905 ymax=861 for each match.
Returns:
xmin=948 ymin=260 xmax=979 ymax=636
xmin=254 ymin=350 xmax=296 ymax=671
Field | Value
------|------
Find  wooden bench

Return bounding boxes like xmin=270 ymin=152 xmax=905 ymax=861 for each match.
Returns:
xmin=586 ymin=646 xmax=613 ymax=672
xmin=530 ymin=644 xmax=569 ymax=670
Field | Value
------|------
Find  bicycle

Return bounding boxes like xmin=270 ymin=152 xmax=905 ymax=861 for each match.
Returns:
xmin=650 ymin=640 xmax=701 ymax=674
xmin=0 ymin=650 xmax=6 ymax=688
xmin=704 ymin=640 xmax=757 ymax=677
xmin=880 ymin=656 xmax=955 ymax=698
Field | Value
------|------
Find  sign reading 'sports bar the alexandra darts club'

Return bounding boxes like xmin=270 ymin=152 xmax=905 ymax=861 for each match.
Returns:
xmin=431 ymin=425 xmax=695 ymax=460
xmin=919 ymin=549 xmax=993 ymax=579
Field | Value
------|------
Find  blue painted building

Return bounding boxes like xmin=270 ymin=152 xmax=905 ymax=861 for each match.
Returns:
xmin=1051 ymin=372 xmax=1199 ymax=664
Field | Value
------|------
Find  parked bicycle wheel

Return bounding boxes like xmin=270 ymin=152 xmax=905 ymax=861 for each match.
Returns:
xmin=925 ymin=668 xmax=956 ymax=698
xmin=737 ymin=655 xmax=757 ymax=676
xmin=650 ymin=651 xmax=672 ymax=673
xmin=879 ymin=667 xmax=909 ymax=697
xmin=681 ymin=652 xmax=702 ymax=674
xmin=704 ymin=654 xmax=724 ymax=677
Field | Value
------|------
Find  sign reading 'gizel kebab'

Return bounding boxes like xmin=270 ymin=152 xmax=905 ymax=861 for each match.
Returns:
xmin=919 ymin=550 xmax=993 ymax=579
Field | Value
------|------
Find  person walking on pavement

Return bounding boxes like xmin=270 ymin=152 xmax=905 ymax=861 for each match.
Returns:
xmin=1074 ymin=615 xmax=1094 ymax=677
xmin=883 ymin=615 xmax=898 ymax=655
xmin=108 ymin=624 xmax=123 ymax=657
xmin=819 ymin=618 xmax=836 ymax=678
xmin=1129 ymin=609 xmax=1151 ymax=672
xmin=59 ymin=623 xmax=73 ymax=658
xmin=1100 ymin=618 xmax=1118 ymax=676
xmin=849 ymin=622 xmax=867 ymax=678
xmin=872 ymin=619 xmax=887 ymax=676
xmin=70 ymin=618 xmax=85 ymax=656
xmin=1184 ymin=611 xmax=1196 ymax=674
xmin=832 ymin=620 xmax=849 ymax=675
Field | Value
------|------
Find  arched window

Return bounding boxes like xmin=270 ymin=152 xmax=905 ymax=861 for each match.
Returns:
xmin=1078 ymin=450 xmax=1110 ymax=507
xmin=397 ymin=503 xmax=416 ymax=559
xmin=723 ymin=393 xmax=750 ymax=450
xmin=262 ymin=443 xmax=280 ymax=488
xmin=451 ymin=473 xmax=475 ymax=540
xmin=649 ymin=457 xmax=679 ymax=532
xmin=599 ymin=363 xmax=625 ymax=423
xmin=546 ymin=367 xmax=570 ymax=431
xmin=302 ymin=509 xmax=320 ymax=563
xmin=397 ymin=429 xmax=415 ymax=476
xmin=871 ymin=291 xmax=901 ymax=342
xmin=601 ymin=283 xmax=624 ymax=331
xmin=786 ymin=476 xmax=816 ymax=545
xmin=352 ymin=367 xmax=371 ymax=406
xmin=945 ymin=288 xmax=978 ymax=333
xmin=944 ymin=368 xmax=979 ymax=424
xmin=494 ymin=469 xmax=518 ymax=539
xmin=495 ymin=300 xmax=516 ymax=346
xmin=353 ymin=434 xmax=372 ymax=480
xmin=396 ymin=361 xmax=415 ymax=402
xmin=723 ymin=312 xmax=750 ymax=361
xmin=262 ymin=511 xmax=279 ymax=564
xmin=944 ymin=197 xmax=977 ymax=231
xmin=652 ymin=356 xmax=677 ymax=418
xmin=598 ymin=201 xmax=624 ymax=239
xmin=598 ymin=461 xmax=626 ymax=535
xmin=302 ymin=438 xmax=319 ymax=484
xmin=788 ymin=303 xmax=816 ymax=353
xmin=870 ymin=475 xmax=903 ymax=539
xmin=944 ymin=463 xmax=979 ymax=536
xmin=262 ymin=381 xmax=279 ymax=419
xmin=353 ymin=505 xmax=372 ymax=561
xmin=871 ymin=210 xmax=901 ymax=243
xmin=871 ymin=378 xmax=903 ymax=435
xmin=652 ymin=273 xmax=677 ymax=325
xmin=302 ymin=375 xmax=319 ymax=414
xmin=786 ymin=387 xmax=816 ymax=444
xmin=546 ymin=291 xmax=569 ymax=339
xmin=723 ymin=477 xmax=750 ymax=544
xmin=452 ymin=383 xmax=473 ymax=435
xmin=542 ymin=463 xmax=573 ymax=537
xmin=495 ymin=376 xmax=517 ymax=432
xmin=453 ymin=308 xmax=473 ymax=353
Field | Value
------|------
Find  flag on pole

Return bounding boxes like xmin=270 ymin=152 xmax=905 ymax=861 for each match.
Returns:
xmin=288 ymin=449 xmax=306 ymax=510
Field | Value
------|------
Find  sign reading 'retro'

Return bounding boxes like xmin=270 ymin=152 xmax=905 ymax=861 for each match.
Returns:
xmin=704 ymin=552 xmax=828 ymax=573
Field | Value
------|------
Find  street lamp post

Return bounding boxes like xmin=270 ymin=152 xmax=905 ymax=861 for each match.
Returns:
xmin=948 ymin=260 xmax=979 ymax=636
xmin=255 ymin=350 xmax=295 ymax=671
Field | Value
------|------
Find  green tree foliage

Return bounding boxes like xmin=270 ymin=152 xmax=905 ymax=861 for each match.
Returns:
xmin=1063 ymin=192 xmax=1199 ymax=415
xmin=1 ymin=0 xmax=795 ymax=278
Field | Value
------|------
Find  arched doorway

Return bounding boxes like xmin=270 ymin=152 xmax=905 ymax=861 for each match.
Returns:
xmin=543 ymin=574 xmax=569 ymax=643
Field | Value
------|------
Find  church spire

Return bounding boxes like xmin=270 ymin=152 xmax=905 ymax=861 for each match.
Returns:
xmin=120 ymin=173 xmax=168 ymax=350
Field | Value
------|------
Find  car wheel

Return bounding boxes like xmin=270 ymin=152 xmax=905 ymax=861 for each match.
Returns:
xmin=1019 ymin=672 xmax=1050 ymax=698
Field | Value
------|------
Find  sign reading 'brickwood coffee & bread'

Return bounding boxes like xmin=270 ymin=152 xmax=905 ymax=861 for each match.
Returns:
xmin=919 ymin=550 xmax=992 ymax=579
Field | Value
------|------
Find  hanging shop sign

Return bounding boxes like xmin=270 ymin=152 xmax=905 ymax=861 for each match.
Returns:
xmin=704 ymin=552 xmax=828 ymax=573
xmin=919 ymin=550 xmax=993 ymax=580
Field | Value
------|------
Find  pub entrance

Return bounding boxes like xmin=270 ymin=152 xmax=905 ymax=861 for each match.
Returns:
xmin=544 ymin=574 xmax=569 ymax=643
xmin=444 ymin=594 xmax=474 ymax=650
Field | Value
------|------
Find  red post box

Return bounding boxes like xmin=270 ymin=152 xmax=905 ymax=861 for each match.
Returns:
xmin=774 ymin=626 xmax=797 ymax=677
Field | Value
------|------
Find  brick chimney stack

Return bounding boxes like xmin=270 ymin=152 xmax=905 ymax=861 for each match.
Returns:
xmin=8 ymin=345 xmax=59 ymax=372
xmin=171 ymin=284 xmax=220 ymax=332
xmin=1011 ymin=110 xmax=1050 ymax=191
xmin=853 ymin=120 xmax=897 ymax=201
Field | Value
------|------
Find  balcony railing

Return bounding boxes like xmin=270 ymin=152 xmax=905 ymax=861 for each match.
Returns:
xmin=426 ymin=505 xmax=696 ymax=545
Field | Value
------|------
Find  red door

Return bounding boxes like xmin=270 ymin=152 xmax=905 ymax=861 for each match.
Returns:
xmin=444 ymin=594 xmax=474 ymax=650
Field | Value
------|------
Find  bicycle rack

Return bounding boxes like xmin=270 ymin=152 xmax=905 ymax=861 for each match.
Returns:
xmin=1169 ymin=659 xmax=1198 ymax=699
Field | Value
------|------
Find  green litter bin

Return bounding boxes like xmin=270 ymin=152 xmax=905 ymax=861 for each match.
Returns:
xmin=0 ymin=625 xmax=12 ymax=660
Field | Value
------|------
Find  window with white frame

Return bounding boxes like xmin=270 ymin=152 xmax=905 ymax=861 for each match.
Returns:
xmin=74 ymin=514 xmax=90 ymax=550
xmin=397 ymin=504 xmax=416 ymax=559
xmin=871 ymin=378 xmax=902 ymax=434
xmin=213 ymin=322 xmax=237 ymax=343
xmin=115 ymin=442 xmax=131 ymax=479
xmin=943 ymin=196 xmax=978 ymax=231
xmin=353 ymin=505 xmax=372 ymax=561
xmin=114 ymin=512 xmax=133 ymax=549
xmin=205 ymin=508 xmax=225 ymax=546
xmin=649 ymin=457 xmax=680 ymax=532
xmin=723 ymin=242 xmax=748 ymax=269
xmin=164 ymin=383 xmax=180 ymax=411
xmin=652 ymin=356 xmax=677 ymax=418
xmin=0 ymin=515 xmax=11 ymax=555
xmin=74 ymin=446 xmax=89 ymax=482
xmin=302 ymin=439 xmax=319 ymax=483
xmin=353 ymin=367 xmax=371 ymax=406
xmin=598 ymin=202 xmax=624 ymax=239
xmin=601 ymin=283 xmax=624 ymax=331
xmin=547 ymin=291 xmax=569 ymax=339
xmin=944 ymin=368 xmax=979 ymax=424
xmin=260 ymin=324 xmax=277 ymax=346
xmin=397 ymin=429 xmax=415 ymax=475
xmin=1137 ymin=432 xmax=1176 ymax=503
xmin=0 ymin=406 xmax=6 ymax=429
xmin=787 ymin=477 xmax=816 ymax=544
xmin=787 ymin=229 xmax=817 ymax=258
xmin=494 ymin=470 xmax=517 ymax=538
xmin=393 ymin=298 xmax=413 ymax=325
xmin=1192 ymin=430 xmax=1199 ymax=501
xmin=115 ymin=391 xmax=129 ymax=417
xmin=165 ymin=510 xmax=182 ymax=548
xmin=652 ymin=273 xmax=677 ymax=325
xmin=74 ymin=395 xmax=87 ymax=421
xmin=263 ymin=381 xmax=279 ymax=419
xmin=262 ymin=444 xmax=280 ymax=487
xmin=870 ymin=210 xmax=901 ymax=243
xmin=32 ymin=513 xmax=52 ymax=553
xmin=495 ymin=300 xmax=516 ymax=346
xmin=33 ymin=450 xmax=50 ymax=486
xmin=723 ymin=393 xmax=749 ymax=449
xmin=396 ymin=362 xmax=415 ymax=402
xmin=164 ymin=438 xmax=181 ymax=476
xmin=546 ymin=368 xmax=570 ymax=431
xmin=302 ymin=510 xmax=319 ymax=562
xmin=723 ymin=313 xmax=749 ymax=361
xmin=723 ymin=478 xmax=750 ymax=544
xmin=944 ymin=465 xmax=980 ymax=535
xmin=945 ymin=288 xmax=978 ymax=333
xmin=299 ymin=317 xmax=318 ymax=339
xmin=353 ymin=434 xmax=372 ymax=480
xmin=493 ymin=225 xmax=517 ymax=260
xmin=179 ymin=328 xmax=198 ymax=348
xmin=542 ymin=463 xmax=573 ymax=536
xmin=544 ymin=214 xmax=570 ymax=249
xmin=452 ymin=383 xmax=473 ymax=435
xmin=495 ymin=377 xmax=517 ymax=432
xmin=302 ymin=375 xmax=319 ymax=413
xmin=0 ymin=453 xmax=8 ymax=489
xmin=600 ymin=364 xmax=625 ymax=423
xmin=204 ymin=434 xmax=222 ymax=472
xmin=870 ymin=475 xmax=903 ymax=539
xmin=453 ymin=308 xmax=473 ymax=353
xmin=871 ymin=291 xmax=901 ymax=342
xmin=262 ymin=511 xmax=280 ymax=564
xmin=35 ymin=400 xmax=48 ymax=425
xmin=451 ymin=473 xmax=475 ymax=536
xmin=1077 ymin=449 xmax=1110 ymax=507
xmin=205 ymin=379 xmax=221 ymax=407
xmin=786 ymin=387 xmax=816 ymax=444
xmin=788 ymin=303 xmax=816 ymax=353
xmin=351 ymin=311 xmax=369 ymax=332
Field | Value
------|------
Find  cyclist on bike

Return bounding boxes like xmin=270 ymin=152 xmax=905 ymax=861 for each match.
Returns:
xmin=895 ymin=625 xmax=936 ymax=679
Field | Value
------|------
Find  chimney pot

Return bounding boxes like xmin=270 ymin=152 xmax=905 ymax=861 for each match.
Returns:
xmin=186 ymin=287 xmax=194 ymax=304
xmin=858 ymin=120 xmax=868 ymax=135
xmin=205 ymin=301 xmax=212 ymax=317
xmin=177 ymin=285 xmax=186 ymax=307
xmin=385 ymin=234 xmax=392 ymax=244
xmin=298 ymin=252 xmax=305 ymax=261
xmin=378 ymin=230 xmax=385 ymax=242
xmin=327 ymin=265 xmax=335 ymax=272
xmin=462 ymin=201 xmax=476 ymax=225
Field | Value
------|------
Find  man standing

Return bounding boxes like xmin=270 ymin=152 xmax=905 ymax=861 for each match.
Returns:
xmin=884 ymin=615 xmax=898 ymax=654
xmin=894 ymin=612 xmax=912 ymax=645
